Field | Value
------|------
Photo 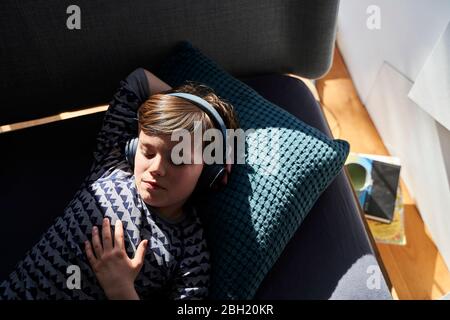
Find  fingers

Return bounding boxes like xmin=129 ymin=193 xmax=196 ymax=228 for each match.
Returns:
xmin=88 ymin=218 xmax=121 ymax=259
xmin=114 ymin=220 xmax=125 ymax=251
xmin=84 ymin=240 xmax=97 ymax=268
xmin=132 ymin=240 xmax=148 ymax=269
xmin=102 ymin=218 xmax=113 ymax=252
xmin=91 ymin=226 xmax=103 ymax=258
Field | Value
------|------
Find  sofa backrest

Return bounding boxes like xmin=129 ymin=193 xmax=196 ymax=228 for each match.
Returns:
xmin=0 ymin=0 xmax=339 ymax=125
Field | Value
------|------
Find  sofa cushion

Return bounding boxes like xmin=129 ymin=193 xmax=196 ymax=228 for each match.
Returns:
xmin=155 ymin=41 xmax=350 ymax=299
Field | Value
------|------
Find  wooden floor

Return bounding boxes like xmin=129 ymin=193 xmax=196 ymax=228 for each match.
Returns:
xmin=314 ymin=45 xmax=450 ymax=300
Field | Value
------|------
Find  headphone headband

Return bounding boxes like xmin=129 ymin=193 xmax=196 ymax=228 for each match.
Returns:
xmin=167 ymin=92 xmax=228 ymax=164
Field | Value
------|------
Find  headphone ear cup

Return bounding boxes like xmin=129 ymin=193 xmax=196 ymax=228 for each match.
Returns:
xmin=125 ymin=137 xmax=139 ymax=168
xmin=198 ymin=164 xmax=226 ymax=191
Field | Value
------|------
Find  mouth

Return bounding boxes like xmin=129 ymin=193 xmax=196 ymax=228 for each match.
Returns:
xmin=142 ymin=180 xmax=165 ymax=190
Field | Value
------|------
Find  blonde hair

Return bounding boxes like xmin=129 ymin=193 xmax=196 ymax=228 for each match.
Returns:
xmin=137 ymin=81 xmax=239 ymax=137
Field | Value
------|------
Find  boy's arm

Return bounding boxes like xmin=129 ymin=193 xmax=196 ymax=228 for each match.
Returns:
xmin=93 ymin=68 xmax=172 ymax=163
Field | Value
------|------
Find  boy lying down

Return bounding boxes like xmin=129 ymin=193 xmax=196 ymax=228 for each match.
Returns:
xmin=0 ymin=68 xmax=239 ymax=299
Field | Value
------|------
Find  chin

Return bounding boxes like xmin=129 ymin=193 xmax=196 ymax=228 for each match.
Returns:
xmin=143 ymin=197 xmax=166 ymax=208
xmin=139 ymin=189 xmax=163 ymax=206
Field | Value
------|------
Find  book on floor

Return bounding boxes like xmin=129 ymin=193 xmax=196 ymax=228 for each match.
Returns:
xmin=345 ymin=153 xmax=401 ymax=223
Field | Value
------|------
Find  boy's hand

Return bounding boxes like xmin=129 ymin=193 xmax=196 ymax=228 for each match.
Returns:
xmin=84 ymin=218 xmax=148 ymax=300
xmin=143 ymin=69 xmax=172 ymax=94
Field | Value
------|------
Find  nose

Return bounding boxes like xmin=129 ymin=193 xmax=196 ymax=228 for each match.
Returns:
xmin=148 ymin=153 xmax=166 ymax=176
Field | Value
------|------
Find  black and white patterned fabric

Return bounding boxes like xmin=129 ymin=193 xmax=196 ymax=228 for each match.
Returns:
xmin=0 ymin=68 xmax=210 ymax=300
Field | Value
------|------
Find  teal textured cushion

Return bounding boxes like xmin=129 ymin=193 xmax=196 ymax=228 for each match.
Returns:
xmin=156 ymin=41 xmax=350 ymax=299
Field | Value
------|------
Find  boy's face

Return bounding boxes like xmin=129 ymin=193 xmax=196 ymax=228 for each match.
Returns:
xmin=134 ymin=130 xmax=204 ymax=215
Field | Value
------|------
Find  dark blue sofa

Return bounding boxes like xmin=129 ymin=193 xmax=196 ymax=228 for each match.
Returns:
xmin=0 ymin=0 xmax=391 ymax=299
